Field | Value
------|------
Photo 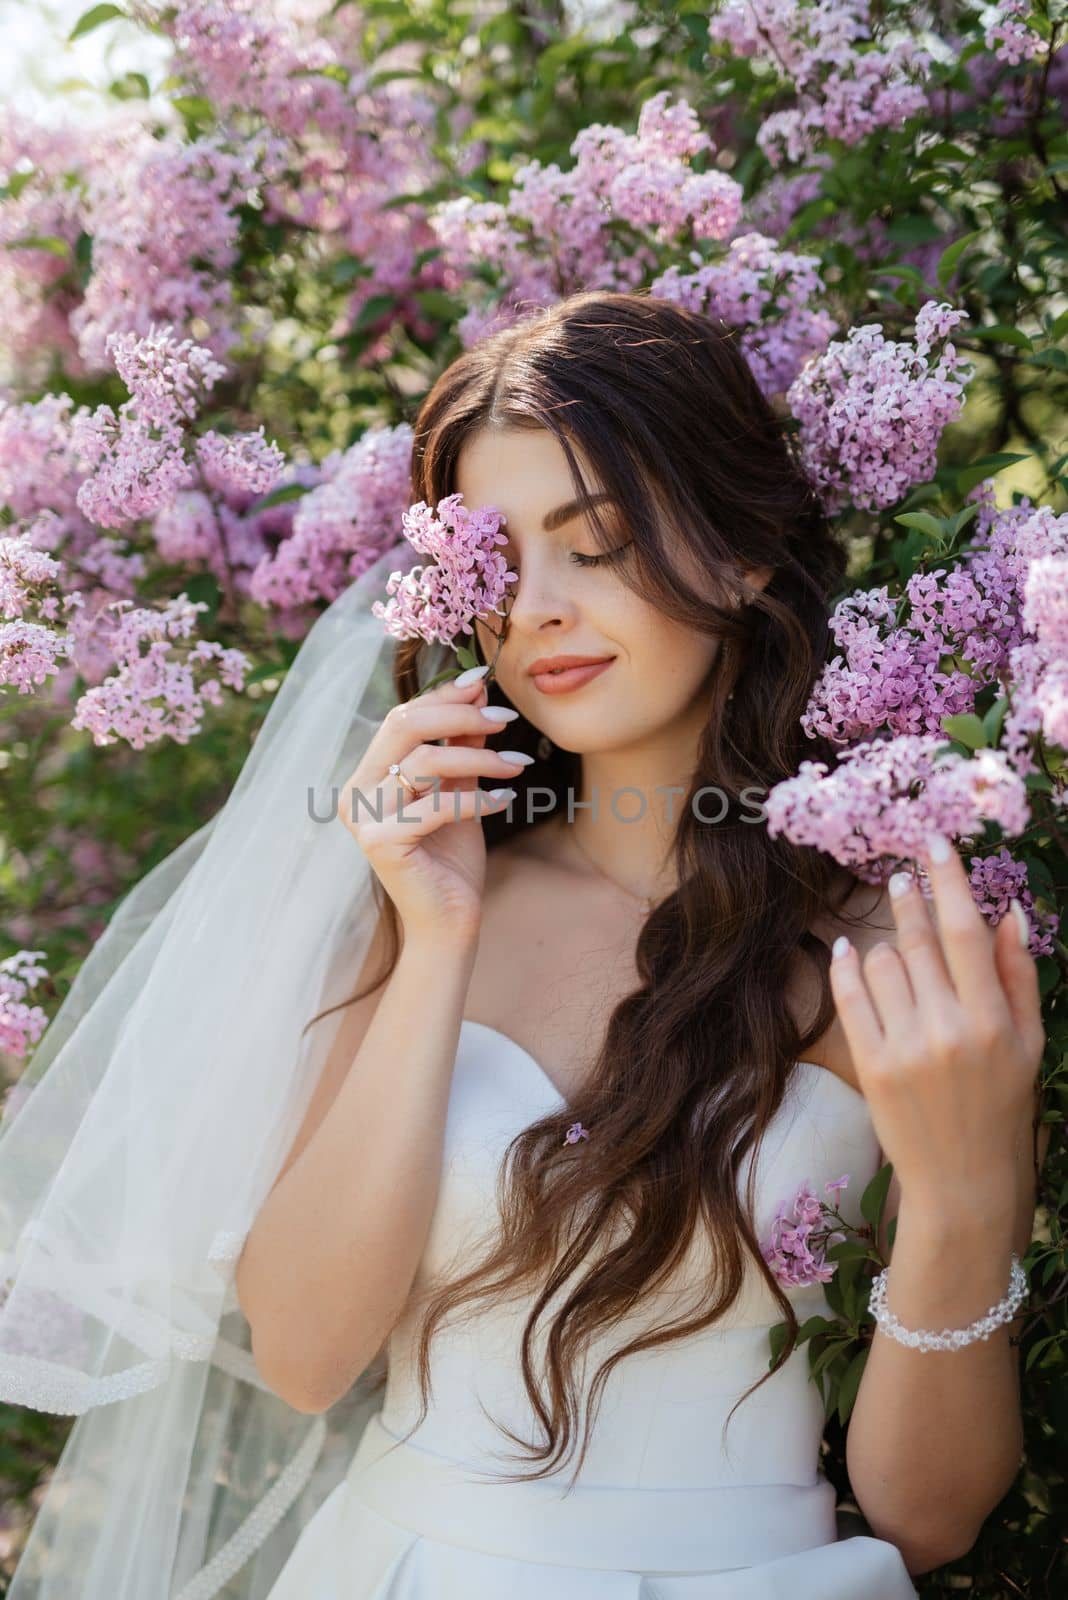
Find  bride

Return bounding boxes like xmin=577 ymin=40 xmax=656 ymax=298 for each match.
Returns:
xmin=0 ymin=291 xmax=1043 ymax=1600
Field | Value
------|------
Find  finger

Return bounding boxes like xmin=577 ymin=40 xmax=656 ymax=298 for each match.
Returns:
xmin=919 ymin=834 xmax=1004 ymax=1013
xmin=379 ymin=743 xmax=533 ymax=820
xmin=361 ymin=782 xmax=516 ymax=847
xmin=341 ymin=744 xmax=527 ymax=828
xmin=993 ymin=900 xmax=1046 ymax=1064
xmin=377 ymin=696 xmax=520 ymax=773
xmin=828 ymin=937 xmax=887 ymax=1076
xmin=885 ymin=867 xmax=957 ymax=1018
xmin=858 ymin=941 xmax=917 ymax=1040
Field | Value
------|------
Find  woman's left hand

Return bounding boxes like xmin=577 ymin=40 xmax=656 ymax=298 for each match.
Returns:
xmin=828 ymin=833 xmax=1046 ymax=1214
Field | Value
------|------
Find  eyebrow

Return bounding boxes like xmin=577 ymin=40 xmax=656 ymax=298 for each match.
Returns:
xmin=541 ymin=492 xmax=617 ymax=532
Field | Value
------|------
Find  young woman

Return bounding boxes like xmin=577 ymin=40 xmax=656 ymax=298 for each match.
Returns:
xmin=0 ymin=291 xmax=1040 ymax=1600
xmin=232 ymin=292 xmax=1042 ymax=1599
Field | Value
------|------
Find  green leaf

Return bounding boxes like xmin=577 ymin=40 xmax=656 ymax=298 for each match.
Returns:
xmin=242 ymin=662 xmax=288 ymax=688
xmin=969 ymin=324 xmax=1034 ymax=350
xmin=836 ymin=1346 xmax=869 ymax=1425
xmin=941 ymin=712 xmax=988 ymax=749
xmin=893 ymin=511 xmax=944 ymax=539
xmin=810 ymin=1337 xmax=851 ymax=1379
xmin=4 ymin=235 xmax=70 ymax=257
xmin=453 ymin=645 xmax=480 ymax=670
xmin=1026 ymin=347 xmax=1068 ymax=372
xmin=796 ymin=1315 xmax=838 ymax=1342
xmin=768 ymin=1321 xmax=790 ymax=1368
xmin=983 ymin=696 xmax=1009 ymax=745
xmin=249 ymin=481 xmax=311 ymax=513
xmin=350 ymin=294 xmax=397 ymax=332
xmin=69 ymin=3 xmax=125 ymax=42
xmin=182 ymin=573 xmax=221 ymax=625
xmin=824 ymin=1237 xmax=876 ymax=1266
xmin=860 ymin=1162 xmax=894 ymax=1230
xmin=937 ymin=230 xmax=982 ymax=288
xmin=955 ymin=453 xmax=1029 ymax=496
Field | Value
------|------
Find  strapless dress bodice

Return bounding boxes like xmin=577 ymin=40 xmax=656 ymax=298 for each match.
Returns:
xmin=265 ymin=1018 xmax=919 ymax=1599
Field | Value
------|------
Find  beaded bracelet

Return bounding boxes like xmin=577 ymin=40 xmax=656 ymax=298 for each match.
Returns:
xmin=868 ymin=1253 xmax=1028 ymax=1352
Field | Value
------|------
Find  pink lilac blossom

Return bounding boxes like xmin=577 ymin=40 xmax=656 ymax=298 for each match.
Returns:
xmin=0 ymin=533 xmax=63 ymax=619
xmin=250 ymin=424 xmax=414 ymax=611
xmin=969 ymin=846 xmax=1058 ymax=958
xmin=0 ymin=621 xmax=75 ymax=694
xmin=0 ymin=393 xmax=86 ymax=524
xmin=801 ymin=535 xmax=1031 ymax=749
xmin=983 ymin=0 xmax=1045 ymax=66
xmin=69 ymin=126 xmax=264 ymax=371
xmin=372 ymin=493 xmax=518 ymax=648
xmin=764 ymin=734 xmax=1030 ymax=880
xmin=651 ymin=231 xmax=837 ymax=398
xmin=786 ymin=301 xmax=973 ymax=513
xmin=0 ymin=529 xmax=82 ymax=692
xmin=152 ymin=490 xmax=221 ymax=567
xmin=130 ymin=0 xmax=448 ymax=360
xmin=0 ymin=115 xmax=88 ymax=383
xmin=762 ymin=1174 xmax=851 ymax=1288
xmin=430 ymin=91 xmax=743 ymax=349
xmin=73 ymin=408 xmax=194 ymax=530
xmin=72 ymin=325 xmax=226 ymax=529
xmin=70 ymin=594 xmax=250 ymax=749
xmin=107 ymin=326 xmax=226 ymax=429
xmin=0 ymin=950 xmax=49 ymax=1061
xmin=195 ymin=428 xmax=286 ymax=496
xmin=707 ymin=0 xmax=929 ymax=168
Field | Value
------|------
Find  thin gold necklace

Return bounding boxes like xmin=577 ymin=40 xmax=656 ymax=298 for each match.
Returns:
xmin=566 ymin=827 xmax=659 ymax=914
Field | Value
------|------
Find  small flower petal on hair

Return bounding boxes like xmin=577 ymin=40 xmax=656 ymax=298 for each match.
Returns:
xmin=564 ymin=1121 xmax=590 ymax=1144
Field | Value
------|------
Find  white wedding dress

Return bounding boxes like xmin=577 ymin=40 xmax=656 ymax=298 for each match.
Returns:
xmin=265 ymin=1018 xmax=919 ymax=1598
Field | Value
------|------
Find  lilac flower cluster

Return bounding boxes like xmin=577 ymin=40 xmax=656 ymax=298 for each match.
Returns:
xmin=765 ymin=735 xmax=1030 ymax=876
xmin=762 ymin=1174 xmax=850 ymax=1288
xmin=129 ymin=0 xmax=449 ymax=360
xmin=786 ymin=302 xmax=973 ymax=512
xmin=72 ymin=327 xmax=229 ymax=529
xmin=249 ymin=424 xmax=415 ymax=612
xmin=0 ymin=950 xmax=48 ymax=1063
xmin=372 ymin=494 xmax=517 ymax=648
xmin=69 ymin=593 xmax=250 ymax=750
xmin=983 ymin=0 xmax=1046 ymax=66
xmin=431 ymin=91 xmax=744 ymax=348
xmin=651 ymin=231 xmax=838 ymax=398
xmin=71 ymin=126 xmax=265 ymax=372
xmin=0 ymin=116 xmax=88 ymax=386
xmin=0 ymin=530 xmax=80 ymax=695
xmin=707 ymin=0 xmax=929 ymax=167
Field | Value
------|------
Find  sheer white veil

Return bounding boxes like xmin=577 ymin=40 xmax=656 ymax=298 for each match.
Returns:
xmin=0 ymin=538 xmax=428 ymax=1598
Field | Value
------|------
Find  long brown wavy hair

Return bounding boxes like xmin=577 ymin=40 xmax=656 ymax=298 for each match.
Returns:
xmin=307 ymin=289 xmax=879 ymax=1486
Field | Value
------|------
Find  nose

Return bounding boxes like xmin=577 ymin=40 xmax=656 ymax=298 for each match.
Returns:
xmin=496 ymin=556 xmax=578 ymax=637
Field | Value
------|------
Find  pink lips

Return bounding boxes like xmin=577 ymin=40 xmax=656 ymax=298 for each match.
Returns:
xmin=530 ymin=659 xmax=614 ymax=694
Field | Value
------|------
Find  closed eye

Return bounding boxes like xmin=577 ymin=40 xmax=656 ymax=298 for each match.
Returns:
xmin=569 ymin=540 xmax=634 ymax=568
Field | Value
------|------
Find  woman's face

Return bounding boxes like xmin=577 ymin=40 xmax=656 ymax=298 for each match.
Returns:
xmin=455 ymin=425 xmax=745 ymax=757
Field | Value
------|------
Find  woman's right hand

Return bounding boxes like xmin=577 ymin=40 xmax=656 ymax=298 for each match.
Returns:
xmin=338 ymin=669 xmax=531 ymax=943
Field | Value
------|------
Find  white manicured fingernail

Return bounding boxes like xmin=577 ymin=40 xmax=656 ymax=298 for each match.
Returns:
xmin=480 ymin=705 xmax=518 ymax=721
xmin=498 ymin=750 xmax=534 ymax=765
xmin=832 ymin=935 xmax=851 ymax=960
xmin=888 ymin=871 xmax=912 ymax=899
xmin=454 ymin=664 xmax=489 ymax=686
xmin=1010 ymin=900 xmax=1029 ymax=949
xmin=925 ymin=832 xmax=951 ymax=863
xmin=487 ymin=787 xmax=515 ymax=801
